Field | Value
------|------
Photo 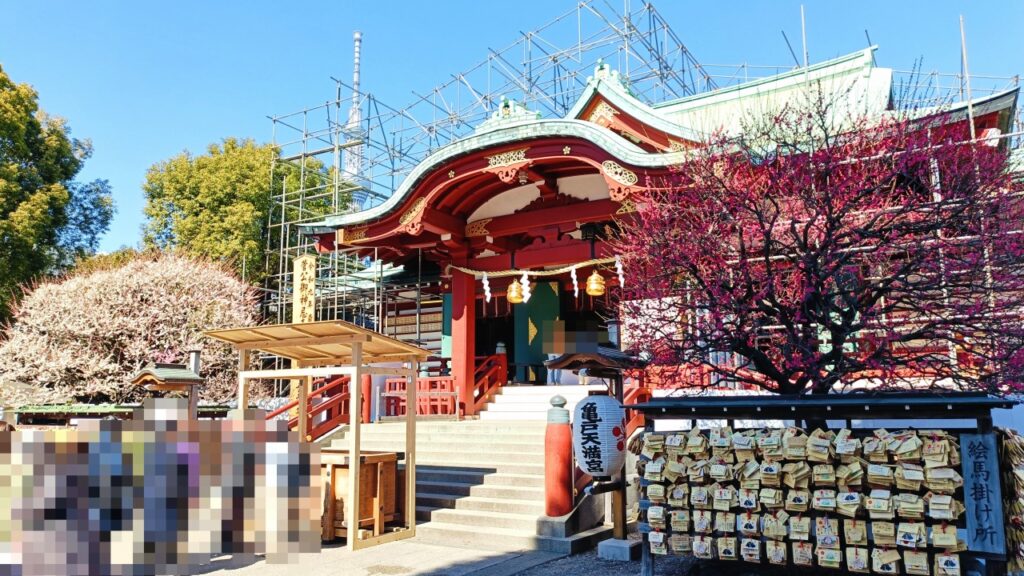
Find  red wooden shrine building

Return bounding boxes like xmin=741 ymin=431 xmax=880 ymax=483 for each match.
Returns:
xmin=299 ymin=49 xmax=1019 ymax=418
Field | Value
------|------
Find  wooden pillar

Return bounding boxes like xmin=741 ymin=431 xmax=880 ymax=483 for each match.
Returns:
xmin=612 ymin=373 xmax=627 ymax=539
xmin=405 ymin=359 xmax=418 ymax=534
xmin=288 ymin=359 xmax=301 ymax=419
xmin=236 ymin=349 xmax=250 ymax=416
xmin=297 ymin=374 xmax=310 ymax=441
xmin=450 ymin=269 xmax=476 ymax=416
xmin=187 ymin=386 xmax=199 ymax=420
xmin=346 ymin=343 xmax=363 ymax=551
xmin=291 ymin=254 xmax=317 ymax=418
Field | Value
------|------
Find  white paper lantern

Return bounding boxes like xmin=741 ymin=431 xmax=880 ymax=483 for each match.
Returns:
xmin=572 ymin=394 xmax=627 ymax=479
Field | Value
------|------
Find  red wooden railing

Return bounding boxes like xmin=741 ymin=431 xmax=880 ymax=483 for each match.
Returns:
xmin=623 ymin=369 xmax=653 ymax=436
xmin=382 ymin=353 xmax=508 ymax=419
xmin=381 ymin=377 xmax=458 ymax=417
xmin=265 ymin=375 xmax=353 ymax=442
xmin=468 ymin=353 xmax=508 ymax=415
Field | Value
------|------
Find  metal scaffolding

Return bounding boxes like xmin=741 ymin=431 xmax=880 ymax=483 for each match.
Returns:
xmin=262 ymin=0 xmax=719 ymax=330
xmin=262 ymin=0 xmax=1022 ymax=334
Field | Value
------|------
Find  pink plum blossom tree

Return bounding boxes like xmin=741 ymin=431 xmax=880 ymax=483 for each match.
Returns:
xmin=615 ymin=92 xmax=1024 ymax=394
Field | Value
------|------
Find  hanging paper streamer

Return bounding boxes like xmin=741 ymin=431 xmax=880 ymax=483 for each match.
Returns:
xmin=570 ymin=266 xmax=579 ymax=298
xmin=482 ymin=272 xmax=491 ymax=303
xmin=520 ymin=271 xmax=532 ymax=303
xmin=615 ymin=255 xmax=625 ymax=288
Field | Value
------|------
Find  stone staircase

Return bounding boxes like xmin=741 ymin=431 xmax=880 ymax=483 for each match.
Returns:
xmin=479 ymin=383 xmax=606 ymax=421
xmin=326 ymin=384 xmax=610 ymax=553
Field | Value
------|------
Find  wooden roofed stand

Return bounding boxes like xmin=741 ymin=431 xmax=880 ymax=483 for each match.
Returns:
xmin=206 ymin=320 xmax=430 ymax=551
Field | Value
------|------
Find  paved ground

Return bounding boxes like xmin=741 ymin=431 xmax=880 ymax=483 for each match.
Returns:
xmin=193 ymin=539 xmax=564 ymax=576
xmin=190 ymin=532 xmax=707 ymax=576
xmin=516 ymin=547 xmax=693 ymax=576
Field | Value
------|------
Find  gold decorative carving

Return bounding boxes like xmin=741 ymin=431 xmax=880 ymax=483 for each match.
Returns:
xmin=337 ymin=226 xmax=368 ymax=244
xmin=484 ymin=148 xmax=531 ymax=184
xmin=486 ymin=148 xmax=528 ymax=168
xmin=602 ymin=160 xmax=639 ymax=202
xmin=448 ymin=169 xmax=456 ymax=178
xmin=668 ymin=140 xmax=687 ymax=152
xmin=588 ymin=101 xmax=618 ymax=127
xmin=602 ymin=160 xmax=638 ymax=186
xmin=562 ymin=146 xmax=571 ymax=155
xmin=616 ymin=198 xmax=637 ymax=214
xmin=528 ymin=317 xmax=538 ymax=345
xmin=465 ymin=219 xmax=492 ymax=237
xmin=399 ymin=198 xmax=426 ymax=226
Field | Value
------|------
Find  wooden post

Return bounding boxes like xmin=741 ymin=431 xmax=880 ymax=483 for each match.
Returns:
xmin=322 ymin=464 xmax=335 ymax=541
xmin=640 ymin=533 xmax=654 ymax=576
xmin=297 ymin=375 xmax=310 ymax=441
xmin=640 ymin=417 xmax=655 ymax=576
xmin=405 ymin=359 xmax=418 ymax=534
xmin=450 ymin=269 xmax=476 ymax=416
xmin=187 ymin=386 xmax=200 ymax=420
xmin=373 ymin=462 xmax=384 ymax=536
xmin=290 ymin=254 xmax=317 ymax=418
xmin=346 ymin=343 xmax=363 ymax=550
xmin=612 ymin=373 xmax=627 ymax=540
xmin=236 ymin=349 xmax=250 ymax=415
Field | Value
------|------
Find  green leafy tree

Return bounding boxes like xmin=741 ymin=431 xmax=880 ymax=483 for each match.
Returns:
xmin=142 ymin=138 xmax=348 ymax=282
xmin=0 ymin=65 xmax=114 ymax=323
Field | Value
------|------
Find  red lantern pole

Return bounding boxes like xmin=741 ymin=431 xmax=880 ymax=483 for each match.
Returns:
xmin=545 ymin=395 xmax=573 ymax=517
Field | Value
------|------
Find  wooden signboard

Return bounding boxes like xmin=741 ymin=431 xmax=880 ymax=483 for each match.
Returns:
xmin=960 ymin=432 xmax=1005 ymax=557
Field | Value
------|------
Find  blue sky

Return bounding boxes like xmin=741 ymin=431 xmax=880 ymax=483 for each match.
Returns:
xmin=1 ymin=1 xmax=1021 ymax=253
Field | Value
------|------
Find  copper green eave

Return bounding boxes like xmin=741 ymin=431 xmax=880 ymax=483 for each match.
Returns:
xmin=297 ymin=119 xmax=693 ymax=235
xmin=130 ymin=363 xmax=203 ymax=386
xmin=299 ymin=47 xmax=1019 ymax=236
xmin=299 ymin=48 xmax=891 ymax=236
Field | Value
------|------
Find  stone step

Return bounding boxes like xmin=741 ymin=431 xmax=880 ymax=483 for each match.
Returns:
xmin=337 ymin=432 xmax=546 ymax=444
xmin=418 ymin=449 xmax=543 ymax=464
xmin=341 ymin=422 xmax=548 ymax=434
xmin=416 ymin=494 xmax=545 ymax=515
xmin=414 ymin=521 xmax=540 ymax=552
xmin=415 ymin=480 xmax=545 ymax=500
xmin=426 ymin=507 xmax=540 ymax=531
xmin=329 ymin=432 xmax=545 ymax=447
xmin=415 ymin=468 xmax=545 ymax=488
xmin=489 ymin=394 xmax=593 ymax=405
xmin=491 ymin=383 xmax=602 ymax=391
xmin=411 ymin=458 xmax=544 ymax=475
xmin=353 ymin=440 xmax=543 ymax=453
xmin=482 ymin=402 xmax=577 ymax=412
xmin=479 ymin=411 xmax=553 ymax=421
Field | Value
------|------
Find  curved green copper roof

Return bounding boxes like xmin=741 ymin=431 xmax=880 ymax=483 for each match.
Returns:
xmin=299 ymin=118 xmax=691 ymax=234
xmin=300 ymin=47 xmax=1018 ymax=236
xmin=565 ymin=64 xmax=705 ymax=142
xmin=653 ymin=47 xmax=878 ymax=111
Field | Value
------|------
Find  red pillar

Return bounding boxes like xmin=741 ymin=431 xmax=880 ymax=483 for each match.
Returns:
xmin=360 ymin=374 xmax=372 ymax=424
xmin=450 ymin=269 xmax=477 ymax=416
xmin=545 ymin=395 xmax=573 ymax=517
